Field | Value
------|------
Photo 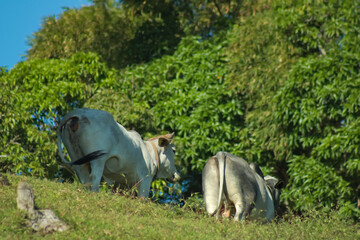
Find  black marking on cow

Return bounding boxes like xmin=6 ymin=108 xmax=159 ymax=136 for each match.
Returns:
xmin=71 ymin=151 xmax=106 ymax=165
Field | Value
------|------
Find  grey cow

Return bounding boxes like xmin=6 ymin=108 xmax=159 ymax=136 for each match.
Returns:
xmin=202 ymin=151 xmax=284 ymax=222
xmin=57 ymin=108 xmax=180 ymax=197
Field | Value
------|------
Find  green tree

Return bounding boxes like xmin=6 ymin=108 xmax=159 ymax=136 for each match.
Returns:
xmin=120 ymin=0 xmax=183 ymax=63
xmin=28 ymin=3 xmax=131 ymax=69
xmin=274 ymin=51 xmax=360 ymax=218
xmin=275 ymin=0 xmax=360 ymax=57
xmin=226 ymin=6 xmax=295 ymax=174
xmin=27 ymin=0 xmax=182 ymax=69
xmin=27 ymin=0 xmax=269 ymax=69
xmin=123 ymin=0 xmax=273 ymax=37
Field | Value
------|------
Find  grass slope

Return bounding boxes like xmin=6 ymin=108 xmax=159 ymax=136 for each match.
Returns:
xmin=0 ymin=174 xmax=359 ymax=240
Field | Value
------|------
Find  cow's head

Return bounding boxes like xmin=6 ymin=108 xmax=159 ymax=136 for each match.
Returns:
xmin=154 ymin=133 xmax=181 ymax=182
xmin=264 ymin=176 xmax=285 ymax=214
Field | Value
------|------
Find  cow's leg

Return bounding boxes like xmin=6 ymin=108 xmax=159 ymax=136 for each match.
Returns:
xmin=234 ymin=202 xmax=254 ymax=222
xmin=233 ymin=203 xmax=245 ymax=221
xmin=137 ymin=175 xmax=151 ymax=198
xmin=231 ymin=193 xmax=248 ymax=222
xmin=222 ymin=199 xmax=232 ymax=218
xmin=73 ymin=164 xmax=91 ymax=185
xmin=89 ymin=157 xmax=106 ymax=192
xmin=66 ymin=148 xmax=91 ymax=186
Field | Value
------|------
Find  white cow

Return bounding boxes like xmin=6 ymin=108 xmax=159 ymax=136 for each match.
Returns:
xmin=57 ymin=108 xmax=180 ymax=197
xmin=202 ymin=151 xmax=284 ymax=222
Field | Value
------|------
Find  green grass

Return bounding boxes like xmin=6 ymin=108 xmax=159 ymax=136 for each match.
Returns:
xmin=1 ymin=173 xmax=359 ymax=240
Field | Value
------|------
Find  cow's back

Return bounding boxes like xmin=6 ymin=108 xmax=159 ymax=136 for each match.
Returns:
xmin=61 ymin=108 xmax=120 ymax=158
xmin=223 ymin=154 xmax=258 ymax=207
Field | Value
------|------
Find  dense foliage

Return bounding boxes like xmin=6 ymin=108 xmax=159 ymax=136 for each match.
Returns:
xmin=28 ymin=0 xmax=268 ymax=68
xmin=274 ymin=52 xmax=360 ymax=217
xmin=27 ymin=0 xmax=182 ymax=69
xmin=1 ymin=0 xmax=360 ymax=219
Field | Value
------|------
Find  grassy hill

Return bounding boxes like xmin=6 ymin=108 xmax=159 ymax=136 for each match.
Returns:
xmin=0 ymin=174 xmax=359 ymax=240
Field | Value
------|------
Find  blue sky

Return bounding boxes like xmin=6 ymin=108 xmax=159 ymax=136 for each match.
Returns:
xmin=0 ymin=0 xmax=91 ymax=69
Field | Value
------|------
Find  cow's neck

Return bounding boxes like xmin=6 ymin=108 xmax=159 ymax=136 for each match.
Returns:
xmin=149 ymin=141 xmax=160 ymax=176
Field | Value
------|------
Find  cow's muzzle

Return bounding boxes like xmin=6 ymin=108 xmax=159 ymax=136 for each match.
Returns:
xmin=170 ymin=172 xmax=181 ymax=182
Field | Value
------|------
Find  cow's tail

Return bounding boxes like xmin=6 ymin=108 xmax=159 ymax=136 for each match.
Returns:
xmin=57 ymin=113 xmax=81 ymax=165
xmin=72 ymin=151 xmax=106 ymax=165
xmin=216 ymin=151 xmax=226 ymax=215
xmin=57 ymin=113 xmax=106 ymax=166
xmin=57 ymin=118 xmax=72 ymax=165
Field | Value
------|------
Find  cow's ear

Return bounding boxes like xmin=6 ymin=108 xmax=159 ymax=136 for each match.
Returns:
xmin=275 ymin=180 xmax=285 ymax=189
xmin=158 ymin=132 xmax=175 ymax=147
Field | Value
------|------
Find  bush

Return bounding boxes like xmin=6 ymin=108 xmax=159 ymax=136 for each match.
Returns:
xmin=274 ymin=51 xmax=360 ymax=219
